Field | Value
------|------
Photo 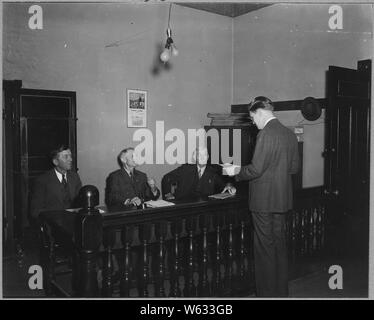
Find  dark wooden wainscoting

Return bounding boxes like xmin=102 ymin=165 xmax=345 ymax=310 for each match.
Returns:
xmin=39 ymin=187 xmax=326 ymax=298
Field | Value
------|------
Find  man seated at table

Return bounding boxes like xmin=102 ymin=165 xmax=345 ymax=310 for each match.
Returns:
xmin=105 ymin=147 xmax=160 ymax=210
xmin=30 ymin=144 xmax=82 ymax=220
xmin=162 ymin=147 xmax=236 ymax=200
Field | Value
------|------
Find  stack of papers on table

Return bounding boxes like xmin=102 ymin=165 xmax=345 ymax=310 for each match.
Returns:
xmin=208 ymin=193 xmax=235 ymax=200
xmin=145 ymin=200 xmax=175 ymax=208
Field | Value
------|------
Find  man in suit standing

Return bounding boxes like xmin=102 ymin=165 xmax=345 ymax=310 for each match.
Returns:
xmin=30 ymin=145 xmax=82 ymax=219
xmin=162 ymin=147 xmax=236 ymax=200
xmin=105 ymin=147 xmax=160 ymax=210
xmin=224 ymin=96 xmax=299 ymax=297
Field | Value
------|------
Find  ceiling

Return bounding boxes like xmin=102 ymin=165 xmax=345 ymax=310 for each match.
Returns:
xmin=176 ymin=2 xmax=272 ymax=18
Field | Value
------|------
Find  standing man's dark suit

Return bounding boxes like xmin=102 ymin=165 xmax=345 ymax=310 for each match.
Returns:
xmin=30 ymin=169 xmax=82 ymax=219
xmin=237 ymin=119 xmax=299 ymax=212
xmin=162 ymin=164 xmax=225 ymax=200
xmin=234 ymin=97 xmax=299 ymax=297
xmin=105 ymin=169 xmax=160 ymax=209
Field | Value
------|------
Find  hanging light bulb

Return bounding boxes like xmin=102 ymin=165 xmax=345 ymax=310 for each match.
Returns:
xmin=160 ymin=48 xmax=170 ymax=62
xmin=159 ymin=4 xmax=178 ymax=63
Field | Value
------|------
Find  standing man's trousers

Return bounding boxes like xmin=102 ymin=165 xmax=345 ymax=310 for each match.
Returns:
xmin=251 ymin=211 xmax=289 ymax=297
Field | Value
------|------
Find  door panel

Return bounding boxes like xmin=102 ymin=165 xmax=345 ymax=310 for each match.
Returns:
xmin=326 ymin=64 xmax=370 ymax=257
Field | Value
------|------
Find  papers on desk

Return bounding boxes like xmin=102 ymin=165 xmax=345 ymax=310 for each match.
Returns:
xmin=208 ymin=193 xmax=235 ymax=200
xmin=145 ymin=200 xmax=175 ymax=208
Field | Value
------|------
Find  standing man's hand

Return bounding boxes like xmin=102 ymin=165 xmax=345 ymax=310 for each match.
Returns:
xmin=221 ymin=164 xmax=241 ymax=176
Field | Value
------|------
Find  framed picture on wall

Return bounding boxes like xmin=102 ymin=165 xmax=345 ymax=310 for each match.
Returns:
xmin=127 ymin=89 xmax=147 ymax=128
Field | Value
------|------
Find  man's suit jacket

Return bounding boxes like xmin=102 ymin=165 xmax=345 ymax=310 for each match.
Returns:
xmin=236 ymin=118 xmax=299 ymax=213
xmin=105 ymin=168 xmax=160 ymax=208
xmin=162 ymin=164 xmax=225 ymax=200
xmin=30 ymin=169 xmax=82 ymax=219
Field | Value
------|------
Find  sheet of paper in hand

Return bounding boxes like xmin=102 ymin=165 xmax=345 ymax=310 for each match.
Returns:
xmin=221 ymin=163 xmax=240 ymax=176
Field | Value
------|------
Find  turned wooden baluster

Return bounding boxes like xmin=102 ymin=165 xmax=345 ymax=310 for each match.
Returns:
xmin=305 ymin=209 xmax=311 ymax=256
xmin=316 ymin=206 xmax=323 ymax=252
xmin=291 ymin=211 xmax=297 ymax=262
xmin=102 ymin=229 xmax=115 ymax=297
xmin=120 ymin=226 xmax=133 ymax=297
xmin=198 ymin=214 xmax=211 ymax=296
xmin=147 ymin=223 xmax=157 ymax=287
xmin=247 ymin=216 xmax=255 ymax=290
xmin=307 ymin=208 xmax=313 ymax=256
xmin=290 ymin=211 xmax=296 ymax=259
xmin=244 ymin=209 xmax=254 ymax=293
xmin=223 ymin=211 xmax=234 ymax=296
xmin=154 ymin=221 xmax=168 ymax=297
xmin=169 ymin=219 xmax=183 ymax=297
xmin=138 ymin=223 xmax=152 ymax=297
xmin=300 ymin=210 xmax=306 ymax=257
xmin=237 ymin=217 xmax=247 ymax=292
xmin=183 ymin=217 xmax=195 ymax=297
xmin=311 ymin=208 xmax=315 ymax=253
xmin=212 ymin=213 xmax=223 ymax=296
xmin=312 ymin=208 xmax=318 ymax=254
xmin=320 ymin=206 xmax=325 ymax=249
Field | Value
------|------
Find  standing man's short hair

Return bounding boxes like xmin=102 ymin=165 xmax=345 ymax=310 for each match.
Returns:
xmin=248 ymin=96 xmax=274 ymax=113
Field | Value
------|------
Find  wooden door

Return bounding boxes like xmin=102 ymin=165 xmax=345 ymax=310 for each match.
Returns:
xmin=325 ymin=63 xmax=370 ymax=257
xmin=3 ymin=81 xmax=77 ymax=253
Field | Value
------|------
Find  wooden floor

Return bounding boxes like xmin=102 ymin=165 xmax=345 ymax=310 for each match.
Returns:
xmin=288 ymin=257 xmax=368 ymax=298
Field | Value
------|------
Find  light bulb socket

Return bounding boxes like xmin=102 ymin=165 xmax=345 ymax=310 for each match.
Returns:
xmin=166 ymin=36 xmax=173 ymax=48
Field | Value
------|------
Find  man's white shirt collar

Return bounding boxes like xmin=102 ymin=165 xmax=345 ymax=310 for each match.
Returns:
xmin=197 ymin=166 xmax=206 ymax=176
xmin=124 ymin=167 xmax=134 ymax=177
xmin=54 ymin=169 xmax=67 ymax=183
xmin=264 ymin=116 xmax=277 ymax=128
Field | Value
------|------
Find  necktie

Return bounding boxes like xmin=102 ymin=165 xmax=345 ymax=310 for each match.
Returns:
xmin=61 ymin=174 xmax=71 ymax=207
xmin=198 ymin=168 xmax=202 ymax=179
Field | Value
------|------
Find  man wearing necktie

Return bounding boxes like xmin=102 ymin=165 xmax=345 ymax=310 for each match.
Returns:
xmin=162 ymin=147 xmax=236 ymax=200
xmin=223 ymin=96 xmax=300 ymax=297
xmin=105 ymin=147 xmax=160 ymax=210
xmin=30 ymin=145 xmax=82 ymax=220
xmin=61 ymin=173 xmax=71 ymax=207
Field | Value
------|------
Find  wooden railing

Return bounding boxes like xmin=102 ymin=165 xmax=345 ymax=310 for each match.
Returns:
xmin=39 ymin=188 xmax=326 ymax=298
xmin=288 ymin=187 xmax=327 ymax=263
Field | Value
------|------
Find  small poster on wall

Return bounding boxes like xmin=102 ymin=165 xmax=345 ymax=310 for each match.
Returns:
xmin=127 ymin=89 xmax=147 ymax=128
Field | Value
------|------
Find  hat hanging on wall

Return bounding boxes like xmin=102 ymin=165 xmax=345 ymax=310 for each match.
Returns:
xmin=301 ymin=97 xmax=322 ymax=121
